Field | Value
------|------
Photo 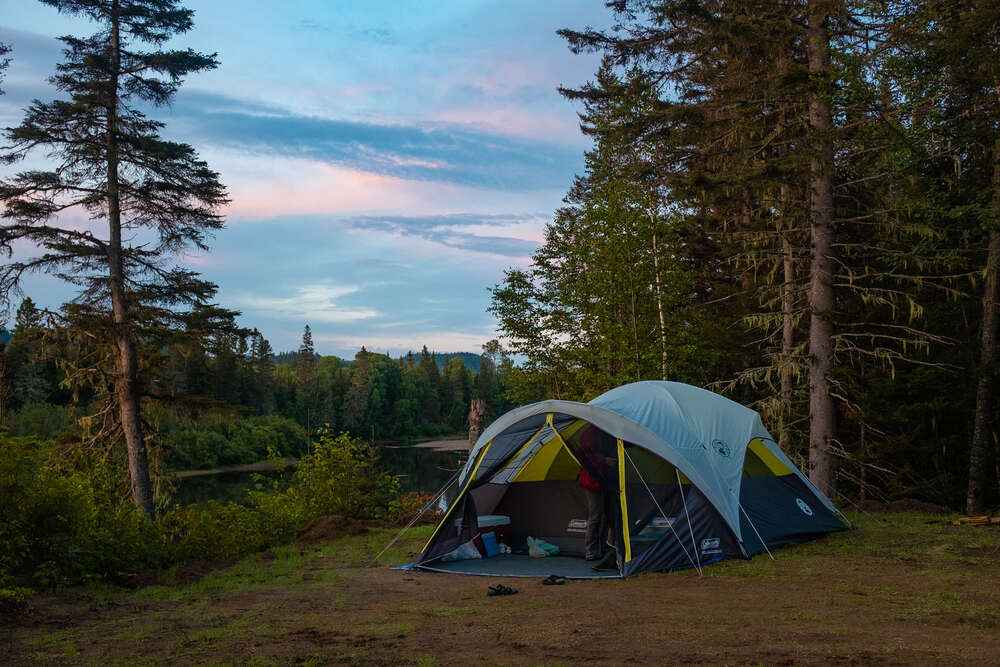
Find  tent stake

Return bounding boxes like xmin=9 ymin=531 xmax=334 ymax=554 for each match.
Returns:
xmin=375 ymin=469 xmax=459 ymax=563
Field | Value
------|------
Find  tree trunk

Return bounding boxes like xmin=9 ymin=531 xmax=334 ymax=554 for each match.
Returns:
xmin=806 ymin=0 xmax=837 ymax=496
xmin=651 ymin=224 xmax=669 ymax=381
xmin=107 ymin=3 xmax=154 ymax=517
xmin=468 ymin=398 xmax=486 ymax=451
xmin=0 ymin=346 xmax=6 ymax=425
xmin=628 ymin=262 xmax=641 ymax=382
xmin=780 ymin=231 xmax=795 ymax=449
xmin=966 ymin=135 xmax=1000 ymax=515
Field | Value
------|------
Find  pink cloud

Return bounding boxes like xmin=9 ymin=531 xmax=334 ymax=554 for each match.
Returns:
xmin=428 ymin=106 xmax=582 ymax=143
xmin=211 ymin=150 xmax=561 ymax=220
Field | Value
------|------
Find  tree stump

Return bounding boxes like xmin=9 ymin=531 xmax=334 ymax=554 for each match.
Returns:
xmin=468 ymin=398 xmax=487 ymax=451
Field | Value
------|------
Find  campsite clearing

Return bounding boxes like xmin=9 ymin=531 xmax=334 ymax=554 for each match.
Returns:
xmin=3 ymin=512 xmax=998 ymax=665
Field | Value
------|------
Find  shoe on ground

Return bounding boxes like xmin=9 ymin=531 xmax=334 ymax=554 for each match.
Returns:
xmin=488 ymin=583 xmax=517 ymax=596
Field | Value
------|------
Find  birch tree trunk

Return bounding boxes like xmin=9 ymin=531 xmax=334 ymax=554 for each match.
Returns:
xmin=651 ymin=227 xmax=669 ymax=381
xmin=806 ymin=0 xmax=838 ymax=496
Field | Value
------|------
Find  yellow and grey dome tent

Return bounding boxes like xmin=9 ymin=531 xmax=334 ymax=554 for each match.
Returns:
xmin=413 ymin=381 xmax=848 ymax=578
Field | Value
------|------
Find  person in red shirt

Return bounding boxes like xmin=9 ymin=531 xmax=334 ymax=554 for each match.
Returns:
xmin=577 ymin=425 xmax=617 ymax=561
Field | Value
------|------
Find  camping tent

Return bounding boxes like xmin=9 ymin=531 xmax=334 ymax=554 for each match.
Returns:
xmin=413 ymin=381 xmax=848 ymax=578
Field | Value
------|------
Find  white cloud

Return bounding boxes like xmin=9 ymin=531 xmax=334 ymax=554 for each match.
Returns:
xmin=313 ymin=328 xmax=497 ymax=355
xmin=234 ymin=283 xmax=377 ymax=324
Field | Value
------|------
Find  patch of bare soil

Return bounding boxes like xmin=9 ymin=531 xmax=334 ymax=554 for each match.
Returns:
xmin=128 ymin=559 xmax=234 ymax=588
xmin=294 ymin=514 xmax=369 ymax=545
xmin=4 ymin=519 xmax=999 ymax=666
xmin=0 ymin=598 xmax=30 ymax=629
xmin=857 ymin=498 xmax=953 ymax=514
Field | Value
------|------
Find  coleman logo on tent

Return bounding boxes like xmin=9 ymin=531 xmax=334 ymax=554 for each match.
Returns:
xmin=700 ymin=537 xmax=722 ymax=556
xmin=712 ymin=440 xmax=731 ymax=457
xmin=796 ymin=498 xmax=814 ymax=516
xmin=566 ymin=519 xmax=588 ymax=533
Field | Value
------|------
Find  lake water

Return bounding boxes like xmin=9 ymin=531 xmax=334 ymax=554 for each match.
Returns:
xmin=170 ymin=443 xmax=469 ymax=507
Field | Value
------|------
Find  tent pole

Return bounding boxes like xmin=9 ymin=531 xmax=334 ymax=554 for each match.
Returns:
xmin=622 ymin=447 xmax=702 ymax=576
xmin=675 ymin=469 xmax=703 ymax=574
xmin=375 ymin=469 xmax=460 ymax=563
xmin=739 ymin=502 xmax=775 ymax=561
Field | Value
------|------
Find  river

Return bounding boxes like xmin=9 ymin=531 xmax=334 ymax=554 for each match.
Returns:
xmin=169 ymin=440 xmax=469 ymax=507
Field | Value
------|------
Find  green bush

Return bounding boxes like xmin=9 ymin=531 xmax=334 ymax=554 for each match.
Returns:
xmin=6 ymin=402 xmax=75 ymax=440
xmin=162 ymin=428 xmax=226 ymax=469
xmin=269 ymin=429 xmax=400 ymax=520
xmin=1 ymin=428 xmax=400 ymax=586
xmin=161 ymin=414 xmax=307 ymax=470
xmin=161 ymin=429 xmax=400 ymax=561
xmin=0 ymin=432 xmax=164 ymax=590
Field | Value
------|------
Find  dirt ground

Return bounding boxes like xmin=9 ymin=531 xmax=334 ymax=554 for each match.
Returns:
xmin=3 ymin=512 xmax=999 ymax=666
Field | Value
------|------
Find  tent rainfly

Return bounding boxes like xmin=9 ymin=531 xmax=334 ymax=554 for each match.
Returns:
xmin=412 ymin=381 xmax=848 ymax=578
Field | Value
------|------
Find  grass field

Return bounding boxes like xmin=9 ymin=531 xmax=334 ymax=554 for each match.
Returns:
xmin=3 ymin=512 xmax=998 ymax=665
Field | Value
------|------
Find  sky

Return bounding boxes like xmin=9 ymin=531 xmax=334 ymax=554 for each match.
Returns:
xmin=0 ymin=0 xmax=609 ymax=357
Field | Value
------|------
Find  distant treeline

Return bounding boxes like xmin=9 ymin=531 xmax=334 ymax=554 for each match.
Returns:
xmin=271 ymin=350 xmax=484 ymax=373
xmin=0 ymin=300 xmax=514 ymax=470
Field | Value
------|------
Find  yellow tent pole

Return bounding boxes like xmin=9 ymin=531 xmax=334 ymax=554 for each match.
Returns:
xmin=617 ymin=438 xmax=632 ymax=563
xmin=421 ymin=439 xmax=493 ymax=552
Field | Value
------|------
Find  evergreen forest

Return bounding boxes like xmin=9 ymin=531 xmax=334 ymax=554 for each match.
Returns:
xmin=491 ymin=0 xmax=1000 ymax=515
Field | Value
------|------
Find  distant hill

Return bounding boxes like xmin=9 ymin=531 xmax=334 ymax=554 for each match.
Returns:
xmin=434 ymin=352 xmax=481 ymax=372
xmin=397 ymin=351 xmax=482 ymax=372
xmin=273 ymin=351 xmax=314 ymax=366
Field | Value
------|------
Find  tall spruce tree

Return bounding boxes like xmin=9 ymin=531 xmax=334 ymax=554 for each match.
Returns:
xmin=0 ymin=40 xmax=10 ymax=95
xmin=0 ymin=0 xmax=227 ymax=516
xmin=295 ymin=324 xmax=317 ymax=426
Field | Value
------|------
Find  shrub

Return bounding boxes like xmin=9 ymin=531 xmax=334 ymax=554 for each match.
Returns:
xmin=2 ymin=428 xmax=400 ymax=586
xmin=162 ymin=428 xmax=226 ymax=469
xmin=6 ymin=402 xmax=75 ymax=440
xmin=386 ymin=490 xmax=443 ymax=526
xmin=270 ymin=429 xmax=400 ymax=521
xmin=160 ymin=414 xmax=307 ymax=470
xmin=0 ymin=431 xmax=164 ymax=589
xmin=161 ymin=430 xmax=400 ymax=561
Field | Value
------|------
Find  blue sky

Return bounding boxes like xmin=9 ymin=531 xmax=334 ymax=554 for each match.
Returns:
xmin=0 ymin=1 xmax=608 ymax=356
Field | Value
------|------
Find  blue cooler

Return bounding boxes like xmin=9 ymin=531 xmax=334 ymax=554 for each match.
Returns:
xmin=472 ymin=514 xmax=510 ymax=557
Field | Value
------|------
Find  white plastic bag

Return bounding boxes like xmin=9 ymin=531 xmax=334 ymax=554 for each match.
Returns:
xmin=527 ymin=536 xmax=546 ymax=558
xmin=440 ymin=539 xmax=483 ymax=562
xmin=527 ymin=536 xmax=560 ymax=558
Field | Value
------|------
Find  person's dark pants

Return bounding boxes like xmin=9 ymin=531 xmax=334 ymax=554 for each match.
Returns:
xmin=584 ymin=487 xmax=615 ymax=560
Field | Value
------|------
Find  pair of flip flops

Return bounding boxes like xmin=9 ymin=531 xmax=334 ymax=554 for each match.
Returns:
xmin=487 ymin=583 xmax=517 ymax=596
xmin=541 ymin=574 xmax=566 ymax=585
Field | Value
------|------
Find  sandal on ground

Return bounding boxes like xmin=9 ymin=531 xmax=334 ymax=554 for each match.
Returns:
xmin=487 ymin=584 xmax=518 ymax=596
xmin=541 ymin=574 xmax=566 ymax=585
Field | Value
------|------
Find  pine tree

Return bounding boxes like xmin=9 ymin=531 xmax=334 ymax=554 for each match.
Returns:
xmin=296 ymin=324 xmax=318 ymax=434
xmin=418 ymin=346 xmax=441 ymax=419
xmin=0 ymin=0 xmax=227 ymax=515
xmin=342 ymin=347 xmax=371 ymax=432
xmin=250 ymin=330 xmax=275 ymax=414
xmin=0 ymin=40 xmax=10 ymax=96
